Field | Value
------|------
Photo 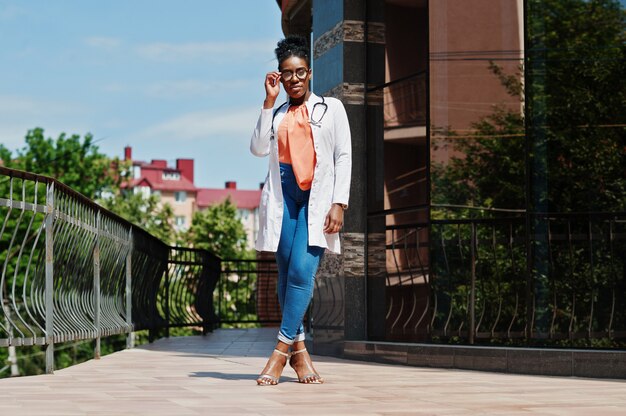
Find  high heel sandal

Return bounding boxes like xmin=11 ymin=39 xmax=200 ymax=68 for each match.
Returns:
xmin=290 ymin=348 xmax=324 ymax=384
xmin=257 ymin=349 xmax=290 ymax=386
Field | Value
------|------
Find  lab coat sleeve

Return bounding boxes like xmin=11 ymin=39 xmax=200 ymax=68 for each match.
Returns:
xmin=250 ymin=107 xmax=274 ymax=157
xmin=331 ymin=100 xmax=352 ymax=207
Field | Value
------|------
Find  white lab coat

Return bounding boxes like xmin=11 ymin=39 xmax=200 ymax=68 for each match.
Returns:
xmin=250 ymin=92 xmax=352 ymax=254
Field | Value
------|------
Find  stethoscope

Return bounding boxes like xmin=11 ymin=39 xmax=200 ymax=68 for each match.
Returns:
xmin=270 ymin=97 xmax=328 ymax=139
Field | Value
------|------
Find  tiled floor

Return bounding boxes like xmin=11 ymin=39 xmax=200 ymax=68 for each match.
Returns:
xmin=1 ymin=328 xmax=625 ymax=415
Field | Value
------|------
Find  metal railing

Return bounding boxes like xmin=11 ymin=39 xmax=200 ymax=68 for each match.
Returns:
xmin=429 ymin=216 xmax=527 ymax=343
xmin=217 ymin=257 xmax=280 ymax=326
xmin=375 ymin=208 xmax=626 ymax=347
xmin=0 ymin=166 xmax=219 ymax=373
xmin=368 ymin=70 xmax=427 ymax=128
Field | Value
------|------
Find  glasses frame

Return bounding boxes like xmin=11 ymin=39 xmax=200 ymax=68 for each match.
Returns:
xmin=280 ymin=67 xmax=310 ymax=83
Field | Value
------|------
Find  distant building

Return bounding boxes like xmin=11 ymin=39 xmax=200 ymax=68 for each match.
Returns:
xmin=122 ymin=146 xmax=198 ymax=231
xmin=121 ymin=146 xmax=261 ymax=248
xmin=197 ymin=181 xmax=262 ymax=250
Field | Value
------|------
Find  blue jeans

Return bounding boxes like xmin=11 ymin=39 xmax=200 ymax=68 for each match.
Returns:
xmin=275 ymin=162 xmax=325 ymax=345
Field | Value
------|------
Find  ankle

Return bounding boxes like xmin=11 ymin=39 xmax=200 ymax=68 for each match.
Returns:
xmin=275 ymin=341 xmax=290 ymax=354
xmin=271 ymin=348 xmax=289 ymax=362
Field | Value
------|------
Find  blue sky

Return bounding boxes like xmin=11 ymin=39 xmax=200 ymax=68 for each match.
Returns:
xmin=2 ymin=1 xmax=624 ymax=190
xmin=0 ymin=0 xmax=283 ymax=190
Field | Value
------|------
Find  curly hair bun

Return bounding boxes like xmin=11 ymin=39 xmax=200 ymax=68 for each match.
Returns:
xmin=275 ymin=35 xmax=310 ymax=68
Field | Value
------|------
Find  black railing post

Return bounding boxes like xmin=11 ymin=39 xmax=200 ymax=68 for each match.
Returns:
xmin=126 ymin=228 xmax=134 ymax=348
xmin=469 ymin=222 xmax=476 ymax=345
xmin=217 ymin=261 xmax=223 ymax=329
xmin=214 ymin=256 xmax=222 ymax=330
xmin=524 ymin=212 xmax=533 ymax=340
xmin=201 ymin=252 xmax=210 ymax=336
xmin=165 ymin=248 xmax=171 ymax=338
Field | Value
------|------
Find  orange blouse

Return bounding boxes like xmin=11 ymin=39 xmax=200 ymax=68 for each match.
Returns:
xmin=277 ymin=103 xmax=316 ymax=191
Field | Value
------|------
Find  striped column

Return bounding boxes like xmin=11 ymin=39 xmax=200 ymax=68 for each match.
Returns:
xmin=310 ymin=0 xmax=386 ymax=346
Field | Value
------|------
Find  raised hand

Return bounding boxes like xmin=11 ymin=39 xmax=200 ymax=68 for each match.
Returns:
xmin=264 ymin=71 xmax=281 ymax=109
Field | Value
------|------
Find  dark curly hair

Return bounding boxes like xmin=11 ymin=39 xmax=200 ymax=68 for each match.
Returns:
xmin=275 ymin=35 xmax=310 ymax=69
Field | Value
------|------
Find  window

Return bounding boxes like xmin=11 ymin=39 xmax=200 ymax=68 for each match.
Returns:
xmin=175 ymin=191 xmax=187 ymax=203
xmin=175 ymin=216 xmax=185 ymax=227
xmin=163 ymin=172 xmax=180 ymax=180
xmin=134 ymin=186 xmax=151 ymax=199
xmin=239 ymin=209 xmax=249 ymax=220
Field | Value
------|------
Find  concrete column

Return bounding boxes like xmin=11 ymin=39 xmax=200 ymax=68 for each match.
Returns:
xmin=310 ymin=0 xmax=386 ymax=350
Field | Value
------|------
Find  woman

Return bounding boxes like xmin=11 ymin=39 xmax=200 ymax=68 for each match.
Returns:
xmin=250 ymin=35 xmax=351 ymax=385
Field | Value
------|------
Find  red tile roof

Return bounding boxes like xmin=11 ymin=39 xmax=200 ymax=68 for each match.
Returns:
xmin=122 ymin=150 xmax=259 ymax=208
xmin=122 ymin=156 xmax=197 ymax=192
xmin=123 ymin=177 xmax=198 ymax=192
xmin=152 ymin=176 xmax=197 ymax=192
xmin=197 ymin=188 xmax=261 ymax=210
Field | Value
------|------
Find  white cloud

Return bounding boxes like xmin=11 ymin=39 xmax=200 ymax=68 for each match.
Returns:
xmin=0 ymin=95 xmax=85 ymax=117
xmin=135 ymin=40 xmax=276 ymax=62
xmin=100 ymin=79 xmax=251 ymax=98
xmin=100 ymin=118 xmax=126 ymax=129
xmin=0 ymin=4 xmax=26 ymax=20
xmin=83 ymin=36 xmax=122 ymax=50
xmin=0 ymin=95 xmax=89 ymax=150
xmin=144 ymin=79 xmax=250 ymax=98
xmin=82 ymin=37 xmax=277 ymax=64
xmin=0 ymin=96 xmax=39 ymax=113
xmin=135 ymin=107 xmax=260 ymax=142
xmin=0 ymin=125 xmax=32 ymax=148
xmin=0 ymin=123 xmax=91 ymax=150
xmin=101 ymin=82 xmax=126 ymax=93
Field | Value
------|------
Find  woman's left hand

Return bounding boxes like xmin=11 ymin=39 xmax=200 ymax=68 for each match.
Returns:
xmin=323 ymin=204 xmax=345 ymax=234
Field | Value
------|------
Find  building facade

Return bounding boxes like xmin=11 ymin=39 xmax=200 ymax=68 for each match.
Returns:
xmin=276 ymin=0 xmax=626 ymax=357
xmin=122 ymin=146 xmax=261 ymax=249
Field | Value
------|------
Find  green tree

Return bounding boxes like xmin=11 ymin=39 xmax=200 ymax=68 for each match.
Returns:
xmin=526 ymin=0 xmax=625 ymax=212
xmin=431 ymin=100 xmax=525 ymax=215
xmin=183 ymin=197 xmax=252 ymax=260
xmin=430 ymin=0 xmax=625 ymax=347
xmin=0 ymin=126 xmax=177 ymax=247
xmin=433 ymin=0 xmax=625 ymax=214
xmin=183 ymin=198 xmax=256 ymax=326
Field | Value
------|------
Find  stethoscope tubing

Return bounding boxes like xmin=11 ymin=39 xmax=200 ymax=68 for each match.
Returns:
xmin=270 ymin=97 xmax=328 ymax=139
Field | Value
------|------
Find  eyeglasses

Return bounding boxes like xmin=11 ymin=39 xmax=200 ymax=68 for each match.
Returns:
xmin=280 ymin=67 xmax=309 ymax=82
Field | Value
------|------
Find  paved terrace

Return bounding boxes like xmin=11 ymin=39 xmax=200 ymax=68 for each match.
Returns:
xmin=1 ymin=328 xmax=625 ymax=415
